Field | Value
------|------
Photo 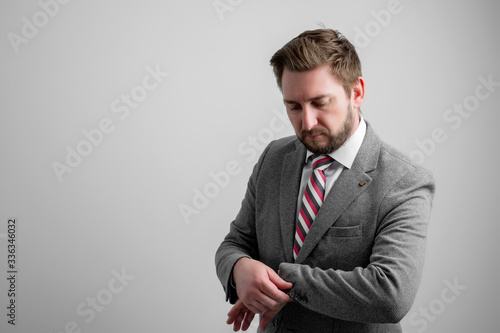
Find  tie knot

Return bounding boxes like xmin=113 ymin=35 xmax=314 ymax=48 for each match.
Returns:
xmin=311 ymin=154 xmax=334 ymax=171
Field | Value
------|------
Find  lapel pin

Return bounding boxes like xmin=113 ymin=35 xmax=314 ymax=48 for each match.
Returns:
xmin=359 ymin=180 xmax=366 ymax=186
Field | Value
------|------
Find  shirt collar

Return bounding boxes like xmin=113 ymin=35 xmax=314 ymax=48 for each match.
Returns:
xmin=305 ymin=115 xmax=366 ymax=169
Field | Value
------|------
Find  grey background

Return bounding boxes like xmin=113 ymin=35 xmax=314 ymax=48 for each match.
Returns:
xmin=0 ymin=0 xmax=499 ymax=332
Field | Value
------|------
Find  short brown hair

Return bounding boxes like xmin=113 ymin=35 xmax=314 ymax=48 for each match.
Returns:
xmin=270 ymin=29 xmax=362 ymax=97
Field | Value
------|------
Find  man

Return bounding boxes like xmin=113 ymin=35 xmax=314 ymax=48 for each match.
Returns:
xmin=215 ymin=28 xmax=435 ymax=333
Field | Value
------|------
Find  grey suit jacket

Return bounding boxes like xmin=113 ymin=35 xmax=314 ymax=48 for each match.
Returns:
xmin=215 ymin=122 xmax=435 ymax=332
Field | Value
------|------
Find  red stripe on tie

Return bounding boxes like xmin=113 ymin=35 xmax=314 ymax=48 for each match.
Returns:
xmin=304 ymin=189 xmax=318 ymax=215
xmin=299 ymin=207 xmax=311 ymax=228
xmin=296 ymin=226 xmax=305 ymax=242
xmin=311 ymin=174 xmax=324 ymax=201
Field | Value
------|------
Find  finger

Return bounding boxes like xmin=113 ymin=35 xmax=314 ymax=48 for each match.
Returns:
xmin=246 ymin=298 xmax=270 ymax=314
xmin=267 ymin=268 xmax=293 ymax=290
xmin=227 ymin=300 xmax=245 ymax=324
xmin=233 ymin=313 xmax=244 ymax=332
xmin=259 ymin=316 xmax=270 ymax=332
xmin=259 ymin=309 xmax=278 ymax=332
xmin=259 ymin=281 xmax=292 ymax=305
xmin=231 ymin=306 xmax=247 ymax=331
xmin=241 ymin=311 xmax=255 ymax=331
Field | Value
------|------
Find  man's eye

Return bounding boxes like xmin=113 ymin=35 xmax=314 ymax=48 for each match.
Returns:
xmin=314 ymin=102 xmax=327 ymax=108
xmin=290 ymin=105 xmax=301 ymax=111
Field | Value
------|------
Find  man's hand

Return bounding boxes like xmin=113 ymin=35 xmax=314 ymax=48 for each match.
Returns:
xmin=258 ymin=299 xmax=290 ymax=332
xmin=227 ymin=300 xmax=255 ymax=331
xmin=227 ymin=298 xmax=292 ymax=332
xmin=233 ymin=258 xmax=293 ymax=314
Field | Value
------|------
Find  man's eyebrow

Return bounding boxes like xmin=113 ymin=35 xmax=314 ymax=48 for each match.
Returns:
xmin=283 ymin=94 xmax=331 ymax=104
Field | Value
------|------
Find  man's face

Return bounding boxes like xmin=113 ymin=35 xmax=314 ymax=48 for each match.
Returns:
xmin=282 ymin=65 xmax=361 ymax=154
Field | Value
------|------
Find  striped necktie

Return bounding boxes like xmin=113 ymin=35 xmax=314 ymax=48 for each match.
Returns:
xmin=293 ymin=154 xmax=334 ymax=260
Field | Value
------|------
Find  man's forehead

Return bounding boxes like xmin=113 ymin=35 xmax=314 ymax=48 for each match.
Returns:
xmin=281 ymin=66 xmax=345 ymax=102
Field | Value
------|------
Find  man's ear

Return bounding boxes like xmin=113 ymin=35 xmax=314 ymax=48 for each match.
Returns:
xmin=351 ymin=77 xmax=365 ymax=109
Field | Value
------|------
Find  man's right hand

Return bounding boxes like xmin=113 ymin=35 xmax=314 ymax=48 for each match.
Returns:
xmin=232 ymin=258 xmax=293 ymax=314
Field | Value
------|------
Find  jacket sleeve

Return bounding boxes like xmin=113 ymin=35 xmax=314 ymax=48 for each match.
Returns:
xmin=278 ymin=166 xmax=435 ymax=323
xmin=214 ymin=143 xmax=273 ymax=304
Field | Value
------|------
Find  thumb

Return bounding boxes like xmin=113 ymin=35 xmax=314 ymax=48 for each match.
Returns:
xmin=267 ymin=267 xmax=293 ymax=290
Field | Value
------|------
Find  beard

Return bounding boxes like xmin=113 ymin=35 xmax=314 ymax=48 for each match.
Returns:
xmin=298 ymin=103 xmax=356 ymax=154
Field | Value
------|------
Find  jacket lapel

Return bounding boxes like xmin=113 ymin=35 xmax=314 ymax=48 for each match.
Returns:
xmin=294 ymin=123 xmax=381 ymax=263
xmin=279 ymin=140 xmax=306 ymax=264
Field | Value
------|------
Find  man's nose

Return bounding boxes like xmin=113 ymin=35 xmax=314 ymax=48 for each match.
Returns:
xmin=302 ymin=106 xmax=318 ymax=131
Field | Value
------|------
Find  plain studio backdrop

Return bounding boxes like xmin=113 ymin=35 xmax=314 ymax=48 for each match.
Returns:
xmin=0 ymin=1 xmax=499 ymax=332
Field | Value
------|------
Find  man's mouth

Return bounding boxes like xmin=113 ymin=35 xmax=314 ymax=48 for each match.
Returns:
xmin=303 ymin=129 xmax=328 ymax=140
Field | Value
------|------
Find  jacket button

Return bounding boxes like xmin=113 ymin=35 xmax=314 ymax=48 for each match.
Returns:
xmin=272 ymin=317 xmax=279 ymax=327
